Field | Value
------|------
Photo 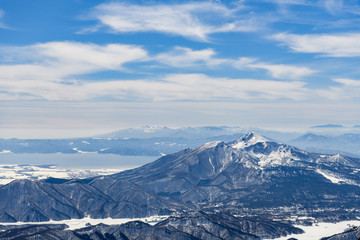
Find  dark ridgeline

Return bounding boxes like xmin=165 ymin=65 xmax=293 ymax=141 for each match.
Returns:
xmin=0 ymin=212 xmax=304 ymax=239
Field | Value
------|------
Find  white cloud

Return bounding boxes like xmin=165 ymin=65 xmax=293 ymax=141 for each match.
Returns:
xmin=273 ymin=32 xmax=360 ymax=57
xmin=316 ymin=78 xmax=360 ymax=100
xmin=0 ymin=42 xmax=318 ymax=101
xmin=234 ymin=57 xmax=315 ymax=79
xmin=155 ymin=46 xmax=228 ymax=67
xmin=333 ymin=78 xmax=360 ymax=87
xmin=0 ymin=73 xmax=309 ymax=101
xmin=262 ymin=0 xmax=313 ymax=5
xmin=323 ymin=0 xmax=344 ymax=15
xmin=36 ymin=42 xmax=147 ymax=70
xmin=84 ymin=2 xmax=262 ymax=41
xmin=0 ymin=41 xmax=148 ymax=81
xmin=249 ymin=63 xmax=315 ymax=79
xmin=155 ymin=49 xmax=315 ymax=79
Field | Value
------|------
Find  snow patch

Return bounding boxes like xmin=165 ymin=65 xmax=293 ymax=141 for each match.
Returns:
xmin=232 ymin=133 xmax=269 ymax=149
xmin=0 ymin=164 xmax=128 ymax=185
xmin=0 ymin=215 xmax=170 ymax=230
xmin=0 ymin=150 xmax=12 ymax=154
xmin=316 ymin=169 xmax=342 ymax=183
xmin=270 ymin=220 xmax=360 ymax=240
xmin=72 ymin=148 xmax=96 ymax=154
xmin=315 ymin=169 xmax=357 ymax=185
xmin=143 ymin=125 xmax=163 ymax=133
xmin=197 ymin=141 xmax=222 ymax=151
xmin=258 ymin=147 xmax=299 ymax=167
xmin=242 ymin=145 xmax=300 ymax=168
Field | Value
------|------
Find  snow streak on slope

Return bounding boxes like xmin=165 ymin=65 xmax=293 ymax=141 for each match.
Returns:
xmin=316 ymin=169 xmax=359 ymax=186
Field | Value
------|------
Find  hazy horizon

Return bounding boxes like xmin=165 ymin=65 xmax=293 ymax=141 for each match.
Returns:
xmin=1 ymin=0 xmax=360 ymax=138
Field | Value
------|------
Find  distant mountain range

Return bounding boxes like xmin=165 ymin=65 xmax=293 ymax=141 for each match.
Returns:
xmin=1 ymin=126 xmax=360 ymax=157
xmin=0 ymin=126 xmax=300 ymax=156
xmin=0 ymin=133 xmax=359 ymax=224
xmin=95 ymin=126 xmax=246 ymax=139
xmin=290 ymin=133 xmax=360 ymax=157
xmin=310 ymin=124 xmax=346 ymax=128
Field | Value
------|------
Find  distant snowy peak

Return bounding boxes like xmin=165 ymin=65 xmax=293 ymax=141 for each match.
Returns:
xmin=230 ymin=132 xmax=270 ymax=149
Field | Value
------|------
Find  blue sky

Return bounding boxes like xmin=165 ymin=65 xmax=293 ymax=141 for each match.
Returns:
xmin=1 ymin=0 xmax=360 ymax=138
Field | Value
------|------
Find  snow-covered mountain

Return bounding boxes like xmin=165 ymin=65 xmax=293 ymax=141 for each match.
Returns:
xmin=115 ymin=133 xmax=360 ymax=210
xmin=0 ymin=133 xmax=359 ymax=223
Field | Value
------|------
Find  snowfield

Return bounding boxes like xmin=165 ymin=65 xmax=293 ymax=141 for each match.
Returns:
xmin=0 ymin=215 xmax=170 ymax=230
xmin=271 ymin=220 xmax=360 ymax=240
xmin=0 ymin=164 xmax=129 ymax=185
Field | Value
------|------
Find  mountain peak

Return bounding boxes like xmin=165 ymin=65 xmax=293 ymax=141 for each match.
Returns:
xmin=197 ymin=141 xmax=223 ymax=151
xmin=230 ymin=132 xmax=269 ymax=149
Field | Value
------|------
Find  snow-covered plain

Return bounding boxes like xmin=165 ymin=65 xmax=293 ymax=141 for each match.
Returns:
xmin=271 ymin=220 xmax=360 ymax=240
xmin=0 ymin=153 xmax=159 ymax=184
xmin=0 ymin=164 xmax=130 ymax=185
xmin=0 ymin=215 xmax=170 ymax=230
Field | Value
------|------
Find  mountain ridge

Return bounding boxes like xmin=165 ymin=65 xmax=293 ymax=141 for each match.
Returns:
xmin=0 ymin=132 xmax=359 ymax=223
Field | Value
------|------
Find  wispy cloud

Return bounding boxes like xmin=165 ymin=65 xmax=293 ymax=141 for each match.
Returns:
xmin=0 ymin=41 xmax=148 ymax=81
xmin=334 ymin=78 xmax=360 ymax=87
xmin=82 ymin=2 xmax=263 ymax=41
xmin=0 ymin=42 xmax=330 ymax=102
xmin=262 ymin=0 xmax=314 ymax=5
xmin=0 ymin=73 xmax=309 ymax=101
xmin=273 ymin=32 xmax=360 ymax=57
xmin=0 ymin=9 xmax=7 ymax=29
xmin=320 ymin=0 xmax=360 ymax=15
xmin=265 ymin=0 xmax=357 ymax=14
xmin=316 ymin=78 xmax=360 ymax=100
xmin=323 ymin=0 xmax=344 ymax=15
xmin=234 ymin=57 xmax=315 ymax=80
xmin=154 ymin=47 xmax=315 ymax=79
xmin=155 ymin=46 xmax=228 ymax=68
